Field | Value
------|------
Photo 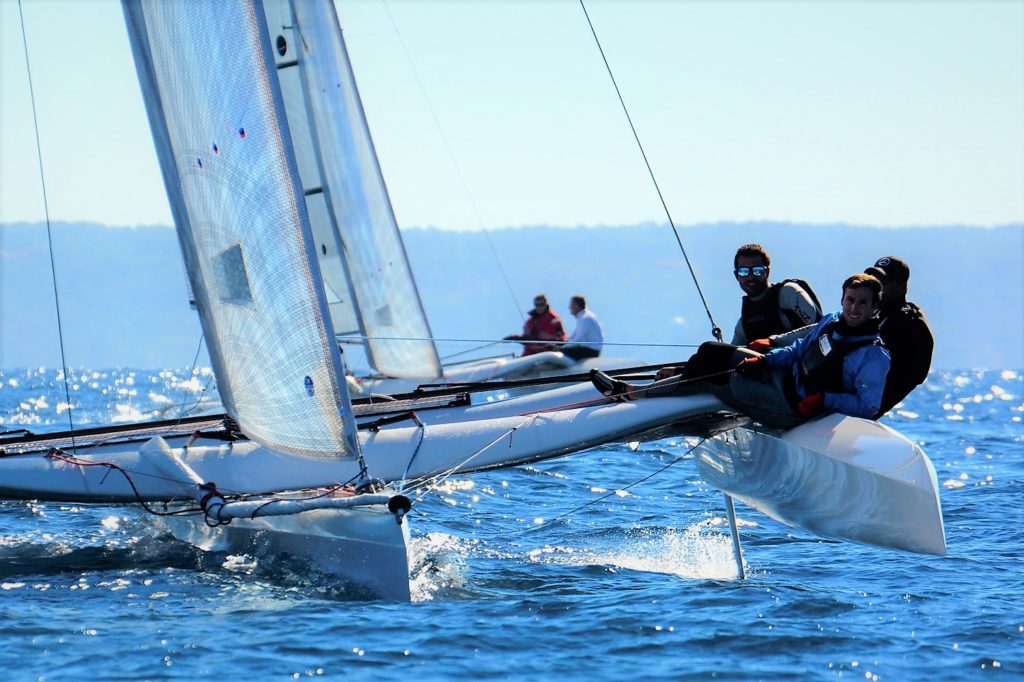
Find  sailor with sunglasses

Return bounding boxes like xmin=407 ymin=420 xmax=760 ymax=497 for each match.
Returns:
xmin=731 ymin=243 xmax=822 ymax=345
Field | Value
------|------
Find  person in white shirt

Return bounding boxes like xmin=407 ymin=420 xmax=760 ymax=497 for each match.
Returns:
xmin=562 ymin=295 xmax=604 ymax=361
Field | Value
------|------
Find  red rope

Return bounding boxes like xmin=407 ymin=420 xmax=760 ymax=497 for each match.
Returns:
xmin=46 ymin=449 xmax=200 ymax=517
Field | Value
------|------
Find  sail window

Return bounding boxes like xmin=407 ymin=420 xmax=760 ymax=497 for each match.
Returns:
xmin=276 ymin=35 xmax=288 ymax=57
xmin=213 ymin=244 xmax=254 ymax=305
xmin=375 ymin=304 xmax=393 ymax=327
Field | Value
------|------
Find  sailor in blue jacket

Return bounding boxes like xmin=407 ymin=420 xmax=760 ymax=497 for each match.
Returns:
xmin=733 ymin=272 xmax=890 ymax=426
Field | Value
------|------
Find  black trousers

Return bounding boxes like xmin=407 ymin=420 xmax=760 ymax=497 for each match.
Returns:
xmin=645 ymin=341 xmax=801 ymax=428
xmin=563 ymin=346 xmax=601 ymax=361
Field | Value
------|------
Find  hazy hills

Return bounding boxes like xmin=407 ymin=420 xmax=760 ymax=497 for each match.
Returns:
xmin=2 ymin=221 xmax=1021 ymax=370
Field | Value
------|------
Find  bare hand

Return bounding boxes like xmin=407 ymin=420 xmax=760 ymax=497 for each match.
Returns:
xmin=655 ymin=366 xmax=681 ymax=381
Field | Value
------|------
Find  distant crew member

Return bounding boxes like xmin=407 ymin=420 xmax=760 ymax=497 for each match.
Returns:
xmin=504 ymin=294 xmax=567 ymax=356
xmin=731 ymin=243 xmax=822 ymax=345
xmin=863 ymin=256 xmax=934 ymax=415
xmin=561 ymin=295 xmax=604 ymax=361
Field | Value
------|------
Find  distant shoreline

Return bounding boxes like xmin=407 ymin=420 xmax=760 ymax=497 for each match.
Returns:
xmin=3 ymin=221 xmax=1021 ymax=369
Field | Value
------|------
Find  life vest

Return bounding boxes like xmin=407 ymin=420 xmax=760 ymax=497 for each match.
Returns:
xmin=741 ymin=279 xmax=823 ymax=340
xmin=798 ymin=319 xmax=878 ymax=395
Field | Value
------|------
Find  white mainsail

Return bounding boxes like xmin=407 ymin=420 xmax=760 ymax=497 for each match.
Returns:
xmin=263 ymin=0 xmax=441 ymax=380
xmin=122 ymin=0 xmax=358 ymax=459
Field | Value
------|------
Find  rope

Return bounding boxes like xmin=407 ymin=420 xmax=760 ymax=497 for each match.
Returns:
xmin=171 ymin=335 xmax=207 ymax=422
xmin=178 ymin=370 xmax=217 ymax=419
xmin=17 ymin=0 xmax=77 ymax=450
xmin=398 ymin=422 xmax=427 ymax=493
xmin=402 ymin=364 xmax=738 ymax=500
xmin=380 ymin=1 xmax=524 ymax=320
xmin=45 ymin=449 xmax=370 ymax=522
xmin=240 ymin=480 xmax=363 ymax=521
xmin=404 ymin=436 xmax=706 ymax=540
xmin=439 ymin=341 xmax=504 ymax=362
xmin=46 ymin=449 xmax=201 ymax=517
xmin=403 ymin=415 xmax=542 ymax=503
xmin=578 ymin=0 xmax=723 ymax=342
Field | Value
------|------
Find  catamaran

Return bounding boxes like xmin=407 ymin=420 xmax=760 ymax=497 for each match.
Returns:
xmin=0 ymin=0 xmax=945 ymax=600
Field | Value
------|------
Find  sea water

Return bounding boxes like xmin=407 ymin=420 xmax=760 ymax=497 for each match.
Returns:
xmin=0 ymin=368 xmax=1021 ymax=680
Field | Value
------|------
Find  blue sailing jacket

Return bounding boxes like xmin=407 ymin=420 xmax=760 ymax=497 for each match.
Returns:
xmin=763 ymin=312 xmax=891 ymax=418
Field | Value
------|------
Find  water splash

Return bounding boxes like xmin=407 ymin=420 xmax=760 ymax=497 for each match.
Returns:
xmin=533 ymin=522 xmax=741 ymax=581
xmin=408 ymin=531 xmax=471 ymax=601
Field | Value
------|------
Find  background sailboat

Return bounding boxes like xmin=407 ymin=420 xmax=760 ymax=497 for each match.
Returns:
xmin=263 ymin=0 xmax=638 ymax=397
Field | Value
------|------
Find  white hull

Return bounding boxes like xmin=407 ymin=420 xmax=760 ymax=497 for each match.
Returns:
xmin=0 ymin=382 xmax=727 ymax=501
xmin=0 ymin=383 xmax=946 ymax=570
xmin=354 ymin=352 xmax=639 ymax=397
xmin=694 ymin=413 xmax=946 ymax=555
xmin=160 ymin=501 xmax=412 ymax=600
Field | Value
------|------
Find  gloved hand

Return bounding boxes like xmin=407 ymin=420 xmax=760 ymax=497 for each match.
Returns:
xmin=798 ymin=392 xmax=824 ymax=417
xmin=736 ymin=355 xmax=765 ymax=375
xmin=748 ymin=338 xmax=772 ymax=353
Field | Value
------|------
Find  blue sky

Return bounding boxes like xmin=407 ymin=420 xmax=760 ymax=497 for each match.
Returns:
xmin=2 ymin=0 xmax=1022 ymax=230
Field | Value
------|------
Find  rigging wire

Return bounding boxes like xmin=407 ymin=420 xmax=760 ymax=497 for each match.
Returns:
xmin=17 ymin=0 xmax=78 ymax=450
xmin=172 ymin=334 xmax=217 ymax=422
xmin=338 ymin=333 xmax=702 ymax=350
xmin=439 ymin=341 xmax=504 ymax=362
xmin=404 ymin=436 xmax=705 ymax=540
xmin=403 ymin=415 xmax=542 ymax=503
xmin=578 ymin=0 xmax=723 ymax=342
xmin=379 ymin=0 xmax=524 ymax=320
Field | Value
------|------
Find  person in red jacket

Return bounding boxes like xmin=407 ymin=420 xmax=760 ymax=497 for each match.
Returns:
xmin=504 ymin=294 xmax=567 ymax=356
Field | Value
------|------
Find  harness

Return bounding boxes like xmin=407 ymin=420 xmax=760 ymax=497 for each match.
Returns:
xmin=741 ymin=279 xmax=823 ymax=340
xmin=798 ymin=320 xmax=878 ymax=395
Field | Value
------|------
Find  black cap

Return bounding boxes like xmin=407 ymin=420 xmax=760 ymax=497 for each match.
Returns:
xmin=865 ymin=256 xmax=910 ymax=284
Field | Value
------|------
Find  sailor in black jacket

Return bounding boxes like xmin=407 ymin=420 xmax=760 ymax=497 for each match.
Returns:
xmin=864 ymin=256 xmax=934 ymax=415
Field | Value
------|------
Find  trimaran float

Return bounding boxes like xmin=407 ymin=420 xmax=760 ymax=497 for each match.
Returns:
xmin=0 ymin=0 xmax=945 ymax=600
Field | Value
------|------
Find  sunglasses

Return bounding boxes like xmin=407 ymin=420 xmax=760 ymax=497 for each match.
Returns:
xmin=734 ymin=266 xmax=767 ymax=278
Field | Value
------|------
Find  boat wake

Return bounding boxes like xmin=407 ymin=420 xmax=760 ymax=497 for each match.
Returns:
xmin=526 ymin=521 xmax=743 ymax=581
xmin=0 ymin=521 xmax=204 ymax=580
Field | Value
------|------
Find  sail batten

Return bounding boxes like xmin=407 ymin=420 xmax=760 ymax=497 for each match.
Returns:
xmin=265 ymin=0 xmax=442 ymax=380
xmin=123 ymin=0 xmax=355 ymax=460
